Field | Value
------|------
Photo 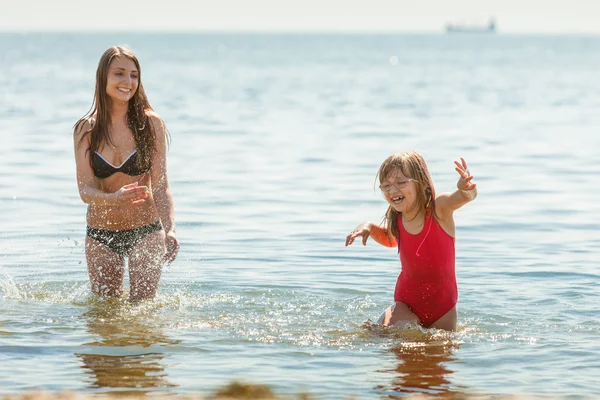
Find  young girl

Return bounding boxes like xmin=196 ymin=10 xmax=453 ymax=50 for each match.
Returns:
xmin=73 ymin=46 xmax=179 ymax=302
xmin=345 ymin=151 xmax=477 ymax=331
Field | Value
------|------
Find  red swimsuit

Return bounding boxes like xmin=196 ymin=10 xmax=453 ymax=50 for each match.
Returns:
xmin=393 ymin=213 xmax=458 ymax=327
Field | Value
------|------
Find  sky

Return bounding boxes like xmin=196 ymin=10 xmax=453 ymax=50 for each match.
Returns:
xmin=0 ymin=0 xmax=599 ymax=34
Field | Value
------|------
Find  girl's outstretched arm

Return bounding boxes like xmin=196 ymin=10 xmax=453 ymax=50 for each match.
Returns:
xmin=345 ymin=222 xmax=397 ymax=248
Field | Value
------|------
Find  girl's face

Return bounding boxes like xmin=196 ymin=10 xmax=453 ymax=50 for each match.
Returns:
xmin=105 ymin=56 xmax=139 ymax=104
xmin=380 ymin=169 xmax=418 ymax=214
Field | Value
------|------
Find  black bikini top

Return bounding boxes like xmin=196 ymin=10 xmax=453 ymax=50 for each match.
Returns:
xmin=91 ymin=150 xmax=149 ymax=179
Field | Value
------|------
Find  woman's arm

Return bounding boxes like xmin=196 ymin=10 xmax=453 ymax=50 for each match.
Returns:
xmin=148 ymin=113 xmax=179 ymax=262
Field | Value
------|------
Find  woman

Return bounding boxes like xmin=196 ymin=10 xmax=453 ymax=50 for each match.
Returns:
xmin=73 ymin=46 xmax=179 ymax=302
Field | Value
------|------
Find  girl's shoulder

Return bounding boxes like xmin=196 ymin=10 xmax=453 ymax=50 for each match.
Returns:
xmin=433 ymin=192 xmax=455 ymax=220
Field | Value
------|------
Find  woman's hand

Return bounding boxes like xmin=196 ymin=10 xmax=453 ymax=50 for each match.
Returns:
xmin=113 ymin=182 xmax=149 ymax=205
xmin=345 ymin=223 xmax=372 ymax=246
xmin=454 ymin=157 xmax=476 ymax=192
xmin=163 ymin=231 xmax=179 ymax=264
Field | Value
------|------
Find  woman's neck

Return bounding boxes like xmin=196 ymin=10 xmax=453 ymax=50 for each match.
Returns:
xmin=110 ymin=101 xmax=129 ymax=124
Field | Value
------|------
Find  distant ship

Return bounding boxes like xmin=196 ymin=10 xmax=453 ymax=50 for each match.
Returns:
xmin=445 ymin=18 xmax=496 ymax=33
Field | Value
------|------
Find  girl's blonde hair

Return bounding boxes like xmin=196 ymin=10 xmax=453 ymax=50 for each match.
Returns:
xmin=376 ymin=151 xmax=437 ymax=239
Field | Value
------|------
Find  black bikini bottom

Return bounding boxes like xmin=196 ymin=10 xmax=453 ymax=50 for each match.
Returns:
xmin=86 ymin=221 xmax=163 ymax=257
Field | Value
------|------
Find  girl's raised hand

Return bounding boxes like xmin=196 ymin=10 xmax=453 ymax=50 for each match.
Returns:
xmin=454 ymin=157 xmax=476 ymax=192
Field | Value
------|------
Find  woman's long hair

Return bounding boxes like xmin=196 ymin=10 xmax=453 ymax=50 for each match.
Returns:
xmin=75 ymin=46 xmax=156 ymax=171
xmin=376 ymin=151 xmax=437 ymax=239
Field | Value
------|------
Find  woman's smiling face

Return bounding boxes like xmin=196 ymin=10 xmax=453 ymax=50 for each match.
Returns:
xmin=105 ymin=56 xmax=139 ymax=103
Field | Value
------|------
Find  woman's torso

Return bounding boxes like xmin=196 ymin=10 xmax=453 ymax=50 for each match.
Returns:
xmin=86 ymin=122 xmax=159 ymax=230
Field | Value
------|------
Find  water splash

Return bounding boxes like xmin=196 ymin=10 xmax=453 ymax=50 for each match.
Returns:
xmin=0 ymin=268 xmax=21 ymax=300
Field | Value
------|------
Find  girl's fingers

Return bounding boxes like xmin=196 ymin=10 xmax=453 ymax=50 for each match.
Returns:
xmin=346 ymin=230 xmax=367 ymax=246
xmin=455 ymin=166 xmax=474 ymax=178
xmin=454 ymin=163 xmax=467 ymax=174
xmin=455 ymin=167 xmax=468 ymax=178
xmin=455 ymin=158 xmax=469 ymax=172
xmin=345 ymin=235 xmax=353 ymax=246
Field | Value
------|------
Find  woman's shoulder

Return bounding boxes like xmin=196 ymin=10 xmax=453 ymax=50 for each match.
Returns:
xmin=145 ymin=109 xmax=164 ymax=124
xmin=73 ymin=116 xmax=95 ymax=138
xmin=145 ymin=110 xmax=167 ymax=136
